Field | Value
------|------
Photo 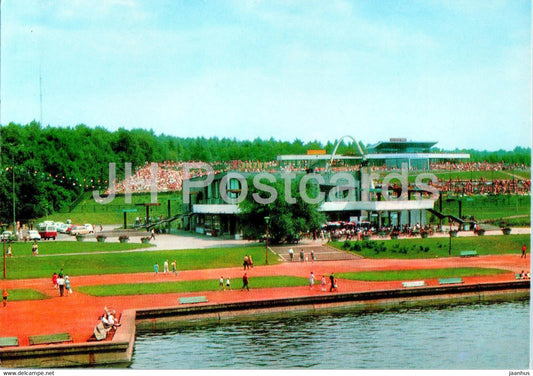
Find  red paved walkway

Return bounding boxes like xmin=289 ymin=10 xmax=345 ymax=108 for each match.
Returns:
xmin=0 ymin=254 xmax=530 ymax=346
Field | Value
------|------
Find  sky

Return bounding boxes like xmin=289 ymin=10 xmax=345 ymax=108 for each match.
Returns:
xmin=1 ymin=0 xmax=531 ymax=150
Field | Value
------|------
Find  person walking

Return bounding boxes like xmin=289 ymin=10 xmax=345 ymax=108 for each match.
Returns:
xmin=150 ymin=228 xmax=156 ymax=240
xmin=57 ymin=276 xmax=65 ymax=297
xmin=171 ymin=260 xmax=178 ymax=276
xmin=163 ymin=260 xmax=169 ymax=274
xmin=243 ymin=255 xmax=249 ymax=270
xmin=219 ymin=276 xmax=225 ymax=291
xmin=288 ymin=248 xmax=294 ymax=262
xmin=2 ymin=289 xmax=8 ymax=307
xmin=521 ymin=245 xmax=527 ymax=259
xmin=52 ymin=272 xmax=58 ymax=289
xmin=309 ymin=272 xmax=315 ymax=289
xmin=329 ymin=273 xmax=337 ymax=292
xmin=225 ymin=277 xmax=232 ymax=291
xmin=65 ymin=276 xmax=72 ymax=297
xmin=311 ymin=250 xmax=315 ymax=262
xmin=241 ymin=273 xmax=250 ymax=291
xmin=300 ymin=249 xmax=305 ymax=262
xmin=31 ymin=242 xmax=38 ymax=256
xmin=321 ymin=275 xmax=327 ymax=292
xmin=154 ymin=263 xmax=159 ymax=276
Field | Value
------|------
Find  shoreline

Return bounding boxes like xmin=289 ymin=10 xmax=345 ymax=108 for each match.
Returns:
xmin=0 ymin=280 xmax=529 ymax=368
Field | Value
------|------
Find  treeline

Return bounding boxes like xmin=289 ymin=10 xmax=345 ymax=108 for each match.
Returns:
xmin=0 ymin=122 xmax=530 ymax=223
xmin=432 ymin=147 xmax=531 ymax=166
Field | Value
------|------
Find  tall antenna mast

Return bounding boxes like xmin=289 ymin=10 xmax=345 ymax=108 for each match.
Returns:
xmin=39 ymin=66 xmax=43 ymax=125
xmin=0 ymin=0 xmax=3 ymax=169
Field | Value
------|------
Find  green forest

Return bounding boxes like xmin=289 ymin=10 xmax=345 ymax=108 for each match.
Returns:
xmin=0 ymin=122 xmax=530 ymax=223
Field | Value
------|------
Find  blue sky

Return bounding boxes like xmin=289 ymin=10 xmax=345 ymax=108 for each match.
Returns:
xmin=1 ymin=0 xmax=531 ymax=150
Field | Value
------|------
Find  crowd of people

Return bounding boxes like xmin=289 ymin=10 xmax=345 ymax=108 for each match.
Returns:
xmin=51 ymin=268 xmax=72 ymax=297
xmin=429 ymin=161 xmax=528 ymax=172
xmin=321 ymin=222 xmax=440 ymax=241
xmin=431 ymin=177 xmax=530 ymax=196
xmin=105 ymin=159 xmax=530 ymax=196
xmin=153 ymin=259 xmax=178 ymax=277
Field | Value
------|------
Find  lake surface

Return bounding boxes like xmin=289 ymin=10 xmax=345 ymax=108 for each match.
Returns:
xmin=131 ymin=298 xmax=530 ymax=369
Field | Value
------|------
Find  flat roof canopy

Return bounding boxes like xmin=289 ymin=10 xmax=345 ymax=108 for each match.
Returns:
xmin=277 ymin=152 xmax=470 ymax=162
xmin=277 ymin=154 xmax=361 ymax=161
xmin=367 ymin=141 xmax=438 ymax=153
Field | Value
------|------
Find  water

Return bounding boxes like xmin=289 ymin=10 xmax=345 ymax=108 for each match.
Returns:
xmin=131 ymin=299 xmax=530 ymax=369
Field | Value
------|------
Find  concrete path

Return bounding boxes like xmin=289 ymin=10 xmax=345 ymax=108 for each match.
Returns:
xmin=0 ymin=252 xmax=529 ymax=347
xmin=55 ymin=227 xmax=531 ymax=253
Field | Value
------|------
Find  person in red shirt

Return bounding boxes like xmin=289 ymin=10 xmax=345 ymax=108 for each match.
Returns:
xmin=241 ymin=273 xmax=249 ymax=291
xmin=52 ymin=272 xmax=58 ymax=289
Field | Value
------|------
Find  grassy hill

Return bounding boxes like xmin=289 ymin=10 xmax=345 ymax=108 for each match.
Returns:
xmin=36 ymin=191 xmax=183 ymax=227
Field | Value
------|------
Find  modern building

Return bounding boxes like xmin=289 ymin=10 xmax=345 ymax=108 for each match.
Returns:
xmin=183 ymin=138 xmax=470 ymax=238
xmin=184 ymin=168 xmax=435 ymax=238
xmin=365 ymin=138 xmax=469 ymax=169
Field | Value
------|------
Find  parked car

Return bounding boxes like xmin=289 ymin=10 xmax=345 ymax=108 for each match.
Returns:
xmin=1 ymin=231 xmax=13 ymax=240
xmin=28 ymin=230 xmax=41 ymax=241
xmin=38 ymin=225 xmax=57 ymax=240
xmin=57 ymin=223 xmax=69 ymax=233
xmin=70 ymin=225 xmax=89 ymax=236
xmin=84 ymin=224 xmax=94 ymax=233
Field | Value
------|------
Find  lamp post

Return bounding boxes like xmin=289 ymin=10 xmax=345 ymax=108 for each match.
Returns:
xmin=264 ymin=216 xmax=270 ymax=265
xmin=448 ymin=228 xmax=452 ymax=256
xmin=2 ymin=224 xmax=5 ymax=279
xmin=12 ymin=155 xmax=15 ymax=235
xmin=2 ymin=239 xmax=5 ymax=279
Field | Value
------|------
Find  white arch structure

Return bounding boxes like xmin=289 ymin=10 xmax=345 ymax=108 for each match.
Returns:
xmin=327 ymin=135 xmax=365 ymax=172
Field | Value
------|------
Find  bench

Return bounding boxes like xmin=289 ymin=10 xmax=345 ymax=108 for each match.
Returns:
xmin=460 ymin=250 xmax=478 ymax=257
xmin=179 ymin=296 xmax=208 ymax=305
xmin=28 ymin=333 xmax=72 ymax=346
xmin=93 ymin=322 xmax=112 ymax=341
xmin=402 ymin=280 xmax=426 ymax=288
xmin=0 ymin=337 xmax=19 ymax=347
xmin=438 ymin=278 xmax=464 ymax=285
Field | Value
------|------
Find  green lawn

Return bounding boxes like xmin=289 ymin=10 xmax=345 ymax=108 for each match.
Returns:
xmin=76 ymin=275 xmax=308 ymax=297
xmin=5 ymin=241 xmax=151 ymax=256
xmin=3 ymin=288 xmax=49 ymax=302
xmin=337 ymin=267 xmax=509 ymax=281
xmin=37 ymin=191 xmax=183 ymax=226
xmin=332 ymin=234 xmax=530 ymax=259
xmin=437 ymin=195 xmax=531 ymax=223
xmin=3 ymin=245 xmax=279 ymax=280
